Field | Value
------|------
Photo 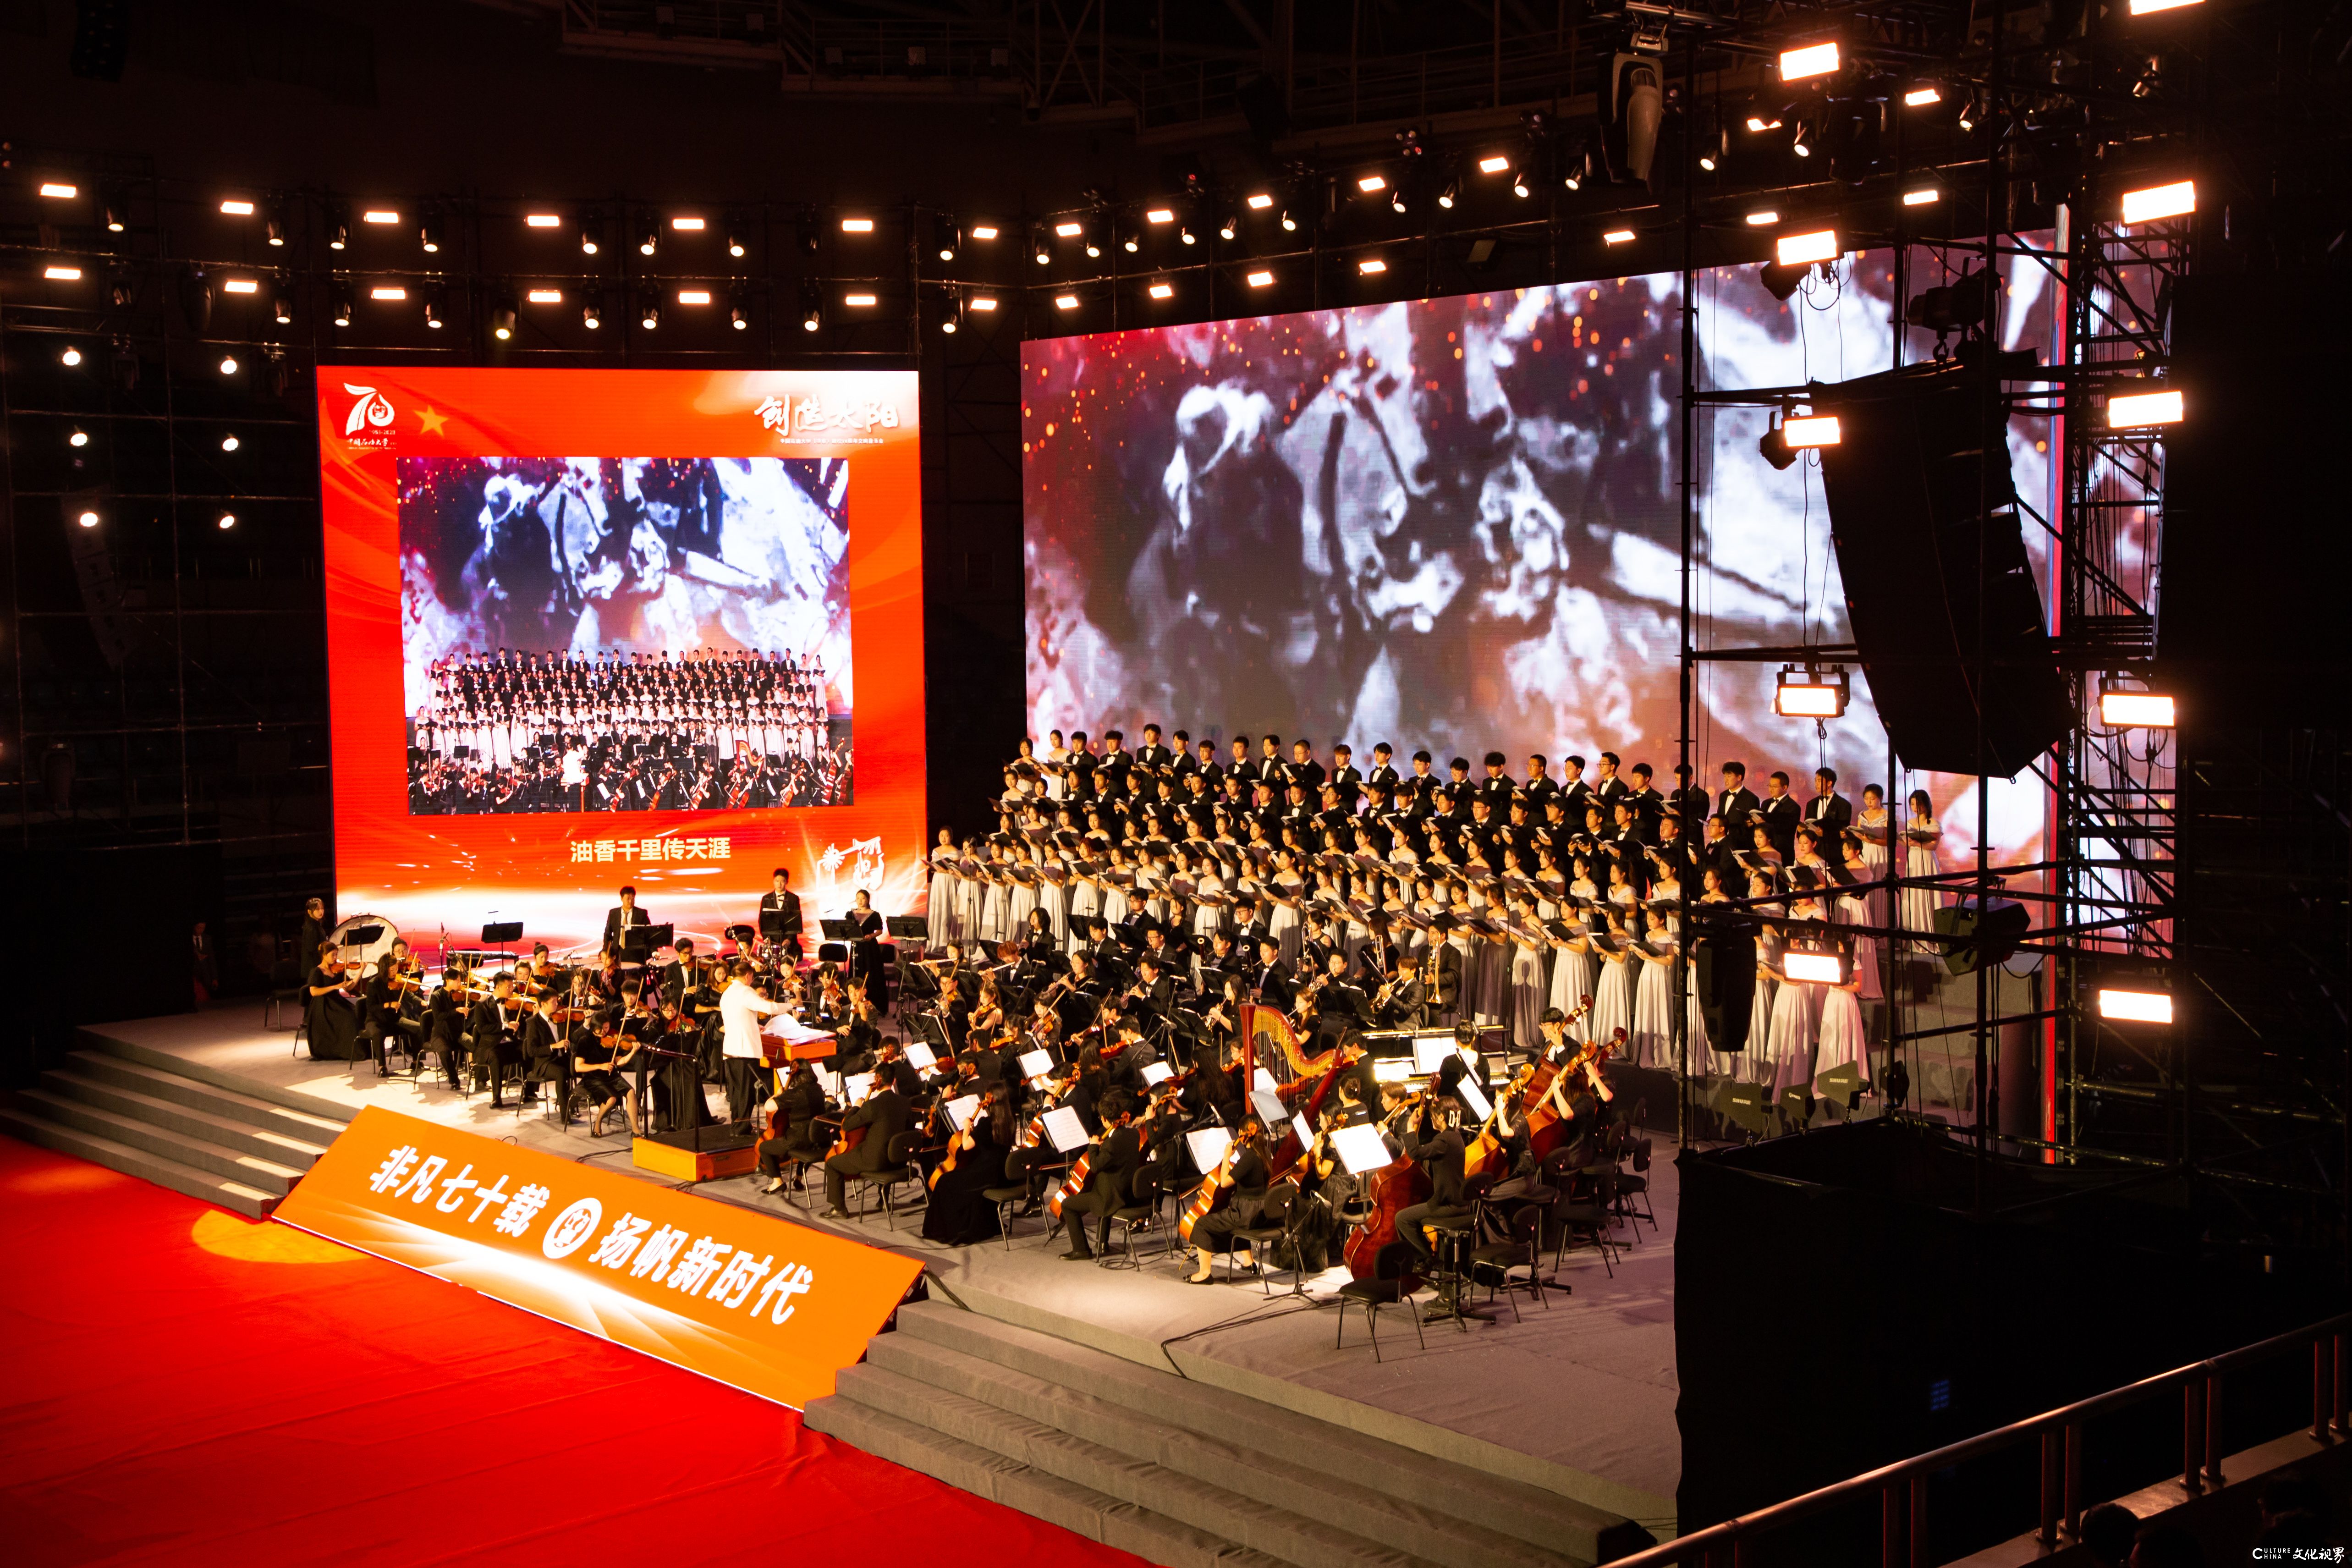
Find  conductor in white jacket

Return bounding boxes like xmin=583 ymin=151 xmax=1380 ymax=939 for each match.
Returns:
xmin=720 ymin=959 xmax=793 ymax=1126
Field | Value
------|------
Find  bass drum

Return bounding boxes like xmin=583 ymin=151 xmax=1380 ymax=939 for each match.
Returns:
xmin=327 ymin=913 xmax=402 ymax=974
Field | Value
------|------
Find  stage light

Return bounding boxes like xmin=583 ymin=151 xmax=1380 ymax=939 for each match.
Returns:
xmin=1956 ymin=96 xmax=1978 ymax=132
xmin=1391 ymin=187 xmax=1409 ymax=213
xmin=1054 ymin=220 xmax=1083 ymax=238
xmin=2108 ymin=386 xmax=2185 ymax=428
xmin=331 ymin=287 xmax=352 ymax=326
xmin=1146 ymin=207 xmax=1176 ymax=225
xmin=1780 ymin=41 xmax=1840 ymax=81
xmin=1358 ymin=174 xmax=1387 ymax=193
xmin=1478 ymin=154 xmax=1512 ymax=174
xmin=265 ymin=208 xmax=286 ymax=247
xmin=68 ymin=428 xmax=89 ymax=447
xmin=1055 ymin=294 xmax=1079 ymax=310
xmin=77 ymin=510 xmax=100 ymax=528
xmin=582 ymin=297 xmax=602 ymax=330
xmin=1777 ymin=229 xmax=1840 ymax=265
xmin=1084 ymin=222 xmax=1104 ymax=258
xmin=844 ymin=292 xmax=877 ymax=307
xmin=218 ymin=354 xmax=239 ymax=374
xmin=2100 ymin=691 xmax=2177 ymax=727
xmin=639 ymin=298 xmax=659 ymax=330
xmin=1121 ymin=224 xmax=1139 ymax=254
xmin=422 ymin=295 xmax=443 ymax=330
xmin=1180 ymin=224 xmax=1197 ymax=246
xmin=1147 ymin=281 xmax=1174 ymax=300
xmin=44 ymin=264 xmax=82 ymax=281
xmin=672 ymin=215 xmax=705 ymax=232
xmin=363 ymin=209 xmax=400 ymax=225
xmin=1699 ymin=125 xmax=1726 ymax=172
xmin=526 ymin=288 xmax=562 ymax=304
xmin=969 ymin=294 xmax=999 ymax=311
xmin=2098 ymin=988 xmax=2173 ymax=1023
xmin=1745 ymin=113 xmax=1783 ymax=132
xmin=1219 ymin=213 xmax=1237 ymax=240
xmin=1759 ymin=414 xmax=1797 ymax=468
xmin=218 ymin=512 xmax=237 ymax=530
xmin=800 ymin=283 xmax=823 ymax=332
xmin=970 ymin=223 xmax=1000 ymax=240
xmin=1033 ymin=226 xmax=1051 ymax=265
xmin=1783 ymin=950 xmax=1845 ymax=984
xmin=1437 ymin=176 xmax=1459 ymax=209
xmin=1791 ymin=121 xmax=1813 ymax=158
xmin=637 ymin=216 xmax=659 ymax=256
xmin=1775 ymin=664 xmax=1850 ymax=717
xmin=222 ymin=277 xmax=258 ymax=294
xmin=1904 ymin=84 xmax=1942 ymax=106
xmin=1784 ymin=413 xmax=1841 ymax=447
xmin=370 ymin=285 xmax=407 ymax=301
xmin=580 ymin=218 xmax=602 ymax=255
xmin=490 ymin=302 xmax=517 ymax=341
xmin=1358 ymin=257 xmax=1387 ymax=274
xmin=1563 ymin=147 xmax=1593 ymax=191
xmin=677 ymin=288 xmax=712 ymax=305
xmin=2121 ymin=180 xmax=2195 ymax=223
xmin=220 ymin=198 xmax=255 ymax=216
xmin=59 ymin=346 xmax=83 ymax=366
xmin=1746 ymin=209 xmax=1780 ymax=225
xmin=327 ymin=211 xmax=350 ymax=250
xmin=1246 ymin=269 xmax=1274 ymax=288
xmin=2129 ymin=0 xmax=2201 ymax=12
xmin=221 ymin=434 xmax=240 ymax=452
xmin=39 ymin=182 xmax=78 ymax=198
xmin=730 ymin=292 xmax=749 ymax=331
xmin=419 ymin=211 xmax=444 ymax=253
xmin=1512 ymin=168 xmax=1531 ymax=198
xmin=936 ymin=217 xmax=960 ymax=261
xmin=103 ymin=188 xmax=126 ymax=232
xmin=271 ymin=286 xmax=292 ymax=325
xmin=526 ymin=212 xmax=560 ymax=228
xmin=1904 ymin=186 xmax=1940 ymax=205
xmin=839 ymin=216 xmax=873 ymax=232
xmin=1280 ymin=208 xmax=1297 ymax=232
xmin=1604 ymin=228 xmax=1636 ymax=245
xmin=939 ymin=293 xmax=961 ymax=334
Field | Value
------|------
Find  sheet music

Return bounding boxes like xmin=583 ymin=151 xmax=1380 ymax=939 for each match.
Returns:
xmin=1018 ymin=1048 xmax=1053 ymax=1080
xmin=903 ymin=1041 xmax=938 ymax=1072
xmin=1252 ymin=1066 xmax=1279 ymax=1094
xmin=842 ymin=1072 xmax=874 ymax=1102
xmin=1185 ymin=1126 xmax=1232 ymax=1174
xmin=1412 ymin=1034 xmax=1456 ymax=1074
xmin=1330 ymin=1122 xmax=1394 ymax=1177
xmin=1139 ymin=1060 xmax=1173 ymax=1087
xmin=943 ymin=1093 xmax=981 ymax=1133
xmin=1250 ymin=1088 xmax=1288 ymax=1129
xmin=1291 ymin=1112 xmax=1314 ymax=1149
xmin=1041 ymin=1104 xmax=1090 ymax=1153
xmin=1457 ymin=1078 xmax=1494 ymax=1121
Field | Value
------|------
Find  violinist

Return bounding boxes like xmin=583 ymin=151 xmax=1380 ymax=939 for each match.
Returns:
xmin=819 ymin=1068 xmax=907 ymax=1221
xmin=1391 ymin=1093 xmax=1472 ymax=1298
xmin=466 ymin=973 xmax=527 ymax=1109
xmin=362 ymin=940 xmax=416 ymax=1074
xmin=755 ymin=1060 xmax=827 ymax=1193
xmin=304 ymin=941 xmax=363 ymax=1062
xmin=1059 ymin=1091 xmax=1142 ymax=1261
xmin=575 ymin=1009 xmax=642 ymax=1138
xmin=921 ymin=1081 xmax=1013 ymax=1245
xmin=965 ymin=974 xmax=1008 ymax=1053
xmin=1185 ymin=1113 xmax=1272 ymax=1284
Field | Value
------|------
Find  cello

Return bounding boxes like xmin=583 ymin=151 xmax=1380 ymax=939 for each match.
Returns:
xmin=1462 ymin=995 xmax=1595 ymax=1178
xmin=1345 ymin=1091 xmax=1434 ymax=1285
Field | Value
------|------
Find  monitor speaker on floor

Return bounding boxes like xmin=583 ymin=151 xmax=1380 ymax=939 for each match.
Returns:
xmin=1816 ymin=364 xmax=2072 ymax=778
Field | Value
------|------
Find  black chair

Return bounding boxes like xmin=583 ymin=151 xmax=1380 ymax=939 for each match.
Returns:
xmin=264 ymin=959 xmax=304 ymax=1033
xmin=1470 ymin=1202 xmax=1551 ymax=1321
xmin=1616 ymin=1129 xmax=1657 ymax=1232
xmin=1228 ymin=1187 xmax=1292 ymax=1294
xmin=984 ymin=1184 xmax=1029 ymax=1250
xmin=1102 ymin=1172 xmax=1167 ymax=1270
xmin=1335 ymin=1242 xmax=1427 ymax=1363
xmin=1549 ymin=1166 xmax=1621 ymax=1277
xmin=848 ymin=1130 xmax=922 ymax=1229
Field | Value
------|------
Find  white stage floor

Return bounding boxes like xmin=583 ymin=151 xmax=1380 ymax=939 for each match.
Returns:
xmin=87 ymin=1004 xmax=1684 ymax=1537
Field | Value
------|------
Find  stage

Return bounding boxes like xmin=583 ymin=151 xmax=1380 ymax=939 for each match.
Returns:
xmin=69 ymin=1004 xmax=1682 ymax=1545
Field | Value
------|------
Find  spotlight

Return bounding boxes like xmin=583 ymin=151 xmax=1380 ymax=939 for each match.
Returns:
xmin=39 ymin=181 xmax=79 ymax=199
xmin=639 ymin=298 xmax=660 ymax=330
xmin=1511 ymin=167 xmax=1530 ymax=198
xmin=1219 ymin=213 xmax=1237 ymax=241
xmin=1758 ymin=412 xmax=1798 ymax=468
xmin=2107 ymin=385 xmax=2185 ymax=428
xmin=969 ymin=294 xmax=1000 ymax=313
xmin=363 ymin=208 xmax=401 ymax=226
xmin=1791 ymin=121 xmax=1813 ymax=158
xmin=1745 ymin=111 xmax=1785 ymax=133
xmin=1120 ymin=220 xmax=1139 ymax=254
xmin=2121 ymin=180 xmax=2195 ymax=224
xmin=525 ymin=212 xmax=561 ymax=229
xmin=671 ymin=215 xmax=705 ymax=232
xmin=800 ymin=282 xmax=823 ymax=332
xmin=1148 ymin=281 xmax=1174 ymax=300
xmin=1477 ymin=154 xmax=1512 ymax=175
xmin=419 ymin=210 xmax=444 ymax=253
xmin=44 ymin=265 xmax=83 ymax=282
xmin=940 ymin=294 xmax=962 ymax=334
xmin=2100 ymin=690 xmax=2177 ymax=727
xmin=936 ymin=216 xmax=961 ymax=262
xmin=1358 ymin=257 xmax=1387 ymax=275
xmin=1054 ymin=220 xmax=1084 ymax=239
xmin=222 ymin=277 xmax=258 ymax=294
xmin=327 ymin=209 xmax=350 ymax=250
xmin=798 ymin=212 xmax=821 ymax=253
xmin=1247 ymin=192 xmax=1274 ymax=209
xmin=844 ymin=292 xmax=877 ymax=308
xmin=218 ymin=353 xmax=239 ymax=375
xmin=1775 ymin=663 xmax=1850 ymax=717
xmin=1055 ymin=294 xmax=1079 ymax=311
xmin=1777 ymin=229 xmax=1840 ymax=265
xmin=637 ymin=215 xmax=659 ymax=256
xmin=60 ymin=345 xmax=82 ymax=367
xmin=1437 ymin=176 xmax=1459 ymax=209
xmin=491 ymin=301 xmax=517 ymax=341
xmin=1745 ymin=209 xmax=1780 ymax=226
xmin=2097 ymin=988 xmax=2173 ymax=1023
xmin=839 ymin=216 xmax=874 ymax=233
xmin=1392 ymin=187 xmax=1408 ymax=213
xmin=1279 ymin=208 xmax=1297 ymax=232
xmin=1603 ymin=228 xmax=1636 ymax=245
xmin=1956 ymin=95 xmax=1978 ymax=132
xmin=1563 ymin=149 xmax=1592 ymax=191
xmin=727 ymin=221 xmax=747 ymax=259
xmin=1033 ymin=226 xmax=1052 ymax=266
xmin=102 ymin=187 xmax=127 ymax=232
xmin=368 ymin=284 xmax=407 ymax=302
xmin=1246 ymin=269 xmax=1274 ymax=288
xmin=220 ymin=434 xmax=240 ymax=452
xmin=68 ymin=428 xmax=89 ymax=447
xmin=730 ymin=292 xmax=749 ymax=331
xmin=1904 ymin=84 xmax=1942 ymax=107
xmin=1145 ymin=207 xmax=1176 ymax=225
xmin=270 ymin=285 xmax=292 ymax=325
xmin=217 ymin=512 xmax=237 ymax=530
xmin=422 ymin=293 xmax=443 ymax=330
xmin=969 ymin=222 xmax=1000 ymax=241
xmin=526 ymin=288 xmax=563 ymax=304
xmin=1180 ymin=223 xmax=1197 ymax=246
xmin=580 ymin=217 xmax=603 ymax=255
xmin=1084 ymin=221 xmax=1103 ymax=259
xmin=1780 ymin=41 xmax=1841 ymax=81
xmin=1698 ymin=126 xmax=1726 ymax=172
xmin=265 ymin=208 xmax=286 ymax=247
xmin=1904 ymin=187 xmax=1941 ymax=206
xmin=582 ymin=297 xmax=602 ymax=330
xmin=1357 ymin=174 xmax=1387 ymax=193
xmin=677 ymin=288 xmax=712 ymax=305
xmin=1784 ymin=413 xmax=1841 ymax=448
xmin=219 ymin=197 xmax=255 ymax=216
xmin=78 ymin=510 xmax=100 ymax=528
xmin=331 ymin=287 xmax=353 ymax=326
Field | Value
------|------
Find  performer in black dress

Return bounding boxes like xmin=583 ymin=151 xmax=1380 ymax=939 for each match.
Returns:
xmin=922 ymin=1081 xmax=1014 ymax=1245
xmin=846 ymin=888 xmax=889 ymax=1010
xmin=1186 ymin=1115 xmax=1273 ymax=1283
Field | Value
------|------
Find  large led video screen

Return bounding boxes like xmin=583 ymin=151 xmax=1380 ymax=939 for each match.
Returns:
xmin=1024 ymin=250 xmax=2059 ymax=870
xmin=322 ymin=369 xmax=925 ymax=950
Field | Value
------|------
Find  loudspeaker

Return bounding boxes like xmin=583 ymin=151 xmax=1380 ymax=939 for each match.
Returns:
xmin=1932 ymin=896 xmax=2030 ymax=976
xmin=1817 ymin=365 xmax=2072 ymax=777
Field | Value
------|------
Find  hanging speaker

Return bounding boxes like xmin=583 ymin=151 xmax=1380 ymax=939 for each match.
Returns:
xmin=1815 ymin=364 xmax=2072 ymax=777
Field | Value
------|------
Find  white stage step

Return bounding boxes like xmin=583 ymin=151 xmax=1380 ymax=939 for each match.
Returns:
xmin=0 ymin=1032 xmax=350 ymax=1220
xmin=807 ymin=1300 xmax=1650 ymax=1568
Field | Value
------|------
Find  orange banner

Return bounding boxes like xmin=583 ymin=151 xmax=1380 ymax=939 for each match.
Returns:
xmin=272 ymin=1105 xmax=919 ymax=1408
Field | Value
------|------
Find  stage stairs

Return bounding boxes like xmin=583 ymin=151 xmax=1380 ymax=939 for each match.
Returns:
xmin=807 ymin=1299 xmax=1653 ymax=1568
xmin=0 ymin=1028 xmax=350 ymax=1219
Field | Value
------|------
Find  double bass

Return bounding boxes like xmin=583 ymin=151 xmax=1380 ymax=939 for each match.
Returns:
xmin=1462 ymin=995 xmax=1595 ymax=1179
xmin=1346 ymin=1091 xmax=1434 ymax=1286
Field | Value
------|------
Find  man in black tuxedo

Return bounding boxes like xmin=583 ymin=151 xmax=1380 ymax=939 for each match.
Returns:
xmin=1404 ymin=749 xmax=1440 ymax=810
xmin=1475 ymin=751 xmax=1516 ymax=813
xmin=1759 ymin=771 xmax=1802 ymax=858
xmin=1328 ymin=743 xmax=1363 ymax=813
xmin=1366 ymin=743 xmax=1401 ymax=795
xmin=603 ymin=886 xmax=651 ymax=947
xmin=1522 ymin=754 xmax=1560 ymax=811
xmin=1226 ymin=734 xmax=1258 ymax=792
xmin=1594 ymin=752 xmax=1630 ymax=811
xmin=1191 ymin=737 xmax=1224 ymax=792
xmin=1424 ymin=917 xmax=1465 ymax=1025
xmin=1669 ymin=764 xmax=1712 ymax=841
xmin=819 ymin=1075 xmax=910 ymax=1219
xmin=1252 ymin=936 xmax=1296 ymax=1008
xmin=759 ymin=868 xmax=803 ymax=958
xmin=1134 ymin=723 xmax=1174 ymax=775
xmin=1560 ymin=755 xmax=1594 ymax=824
xmin=1625 ymin=762 xmax=1665 ymax=843
xmin=1803 ymin=767 xmax=1853 ymax=839
xmin=1059 ymin=1092 xmax=1143 ymax=1259
xmin=1230 ymin=898 xmax=1273 ymax=959
xmin=1715 ymin=762 xmax=1762 ymax=841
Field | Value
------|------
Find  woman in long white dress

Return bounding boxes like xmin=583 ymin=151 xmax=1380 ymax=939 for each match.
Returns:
xmin=952 ymin=839 xmax=986 ymax=946
xmin=1506 ymin=895 xmax=1552 ymax=1053
xmin=926 ymin=828 xmax=962 ymax=947
xmin=1628 ymin=908 xmax=1678 ymax=1069
xmin=977 ymin=843 xmax=1011 ymax=947
xmin=1815 ymin=900 xmax=1873 ymax=1090
xmin=1587 ymin=911 xmax=1636 ymax=1049
xmin=1856 ymin=785 xmax=1891 ymax=878
xmin=1899 ymin=790 xmax=1944 ymax=945
xmin=1546 ymin=919 xmax=1595 ymax=1018
xmin=1744 ymin=875 xmax=1784 ymax=1082
xmin=1035 ymin=841 xmax=1069 ymax=947
xmin=1042 ymin=731 xmax=1067 ymax=803
xmin=1763 ymin=898 xmax=1827 ymax=1097
xmin=1265 ymin=852 xmax=1305 ymax=968
xmin=1099 ymin=847 xmax=1133 ymax=929
xmin=1005 ymin=841 xmax=1040 ymax=941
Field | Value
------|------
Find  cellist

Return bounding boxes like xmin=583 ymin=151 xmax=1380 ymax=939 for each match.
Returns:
xmin=1057 ymin=1090 xmax=1142 ymax=1262
xmin=1184 ymin=1112 xmax=1272 ymax=1285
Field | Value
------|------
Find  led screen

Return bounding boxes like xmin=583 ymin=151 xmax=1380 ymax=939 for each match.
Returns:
xmin=321 ymin=369 xmax=925 ymax=951
xmin=1024 ymin=248 xmax=2059 ymax=872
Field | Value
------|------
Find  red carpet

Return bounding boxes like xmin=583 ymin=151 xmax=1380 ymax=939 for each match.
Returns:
xmin=0 ymin=1134 xmax=1147 ymax=1568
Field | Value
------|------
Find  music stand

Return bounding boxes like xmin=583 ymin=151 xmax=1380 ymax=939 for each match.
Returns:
xmin=819 ymin=918 xmax=856 ymax=941
xmin=886 ymin=914 xmax=929 ymax=943
xmin=620 ymin=923 xmax=671 ymax=967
